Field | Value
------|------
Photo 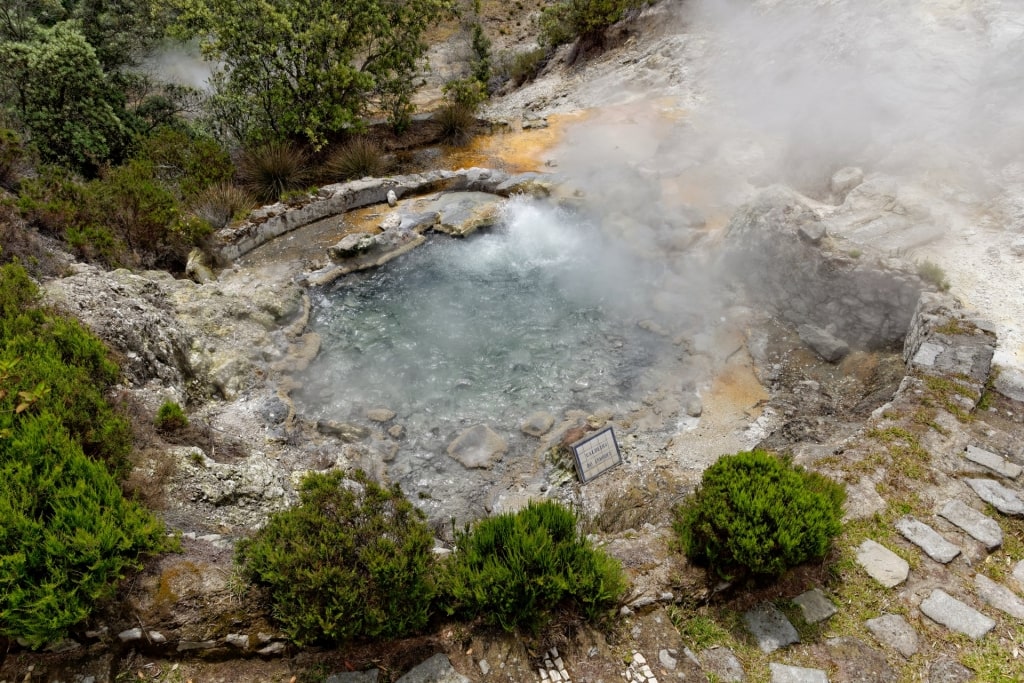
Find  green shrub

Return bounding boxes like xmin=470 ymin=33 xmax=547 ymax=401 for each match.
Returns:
xmin=237 ymin=141 xmax=311 ymax=204
xmin=0 ymin=262 xmax=167 ymax=647
xmin=916 ymin=259 xmax=950 ymax=292
xmin=539 ymin=0 xmax=640 ymax=49
xmin=440 ymin=499 xmax=628 ymax=632
xmin=508 ymin=48 xmax=549 ymax=86
xmin=236 ymin=469 xmax=435 ymax=645
xmin=155 ymin=401 xmax=188 ymax=432
xmin=134 ymin=127 xmax=235 ymax=202
xmin=673 ymin=450 xmax=845 ymax=580
xmin=324 ymin=137 xmax=386 ymax=181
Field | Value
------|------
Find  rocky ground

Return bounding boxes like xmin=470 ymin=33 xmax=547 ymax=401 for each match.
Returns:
xmin=4 ymin=0 xmax=1024 ymax=681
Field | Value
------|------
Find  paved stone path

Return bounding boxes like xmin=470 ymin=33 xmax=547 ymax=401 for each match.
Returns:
xmin=894 ymin=516 xmax=960 ymax=563
xmin=855 ymin=539 xmax=909 ymax=587
xmin=865 ymin=613 xmax=919 ymax=658
xmin=938 ymin=499 xmax=1003 ymax=550
xmin=964 ymin=445 xmax=1022 ymax=479
xmin=919 ymin=589 xmax=995 ymax=640
xmin=743 ymin=603 xmax=800 ymax=653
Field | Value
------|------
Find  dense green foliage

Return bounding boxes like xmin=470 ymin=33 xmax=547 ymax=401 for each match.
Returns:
xmin=236 ymin=141 xmax=311 ymax=203
xmin=674 ymin=450 xmax=845 ymax=580
xmin=155 ymin=400 xmax=188 ymax=431
xmin=441 ymin=500 xmax=627 ymax=632
xmin=0 ymin=262 xmax=167 ymax=647
xmin=236 ymin=469 xmax=436 ymax=645
xmin=539 ymin=0 xmax=639 ymax=49
xmin=168 ymin=0 xmax=456 ymax=146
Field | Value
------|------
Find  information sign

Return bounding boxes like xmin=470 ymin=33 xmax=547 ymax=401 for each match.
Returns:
xmin=570 ymin=426 xmax=623 ymax=484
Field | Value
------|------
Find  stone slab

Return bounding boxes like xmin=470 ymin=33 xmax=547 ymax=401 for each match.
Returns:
xmin=919 ymin=589 xmax=995 ymax=639
xmin=793 ymin=588 xmax=837 ymax=624
xmin=929 ymin=657 xmax=974 ymax=683
xmin=974 ymin=574 xmax=1024 ymax=619
xmin=865 ymin=613 xmax=919 ymax=658
xmin=894 ymin=516 xmax=960 ymax=563
xmin=699 ymin=647 xmax=746 ymax=682
xmin=743 ymin=603 xmax=800 ymax=653
xmin=395 ymin=653 xmax=471 ymax=683
xmin=769 ymin=663 xmax=829 ymax=683
xmin=966 ymin=478 xmax=1024 ymax=516
xmin=938 ymin=500 xmax=1003 ymax=550
xmin=1015 ymin=560 xmax=1024 ymax=587
xmin=856 ymin=540 xmax=909 ymax=587
xmin=964 ymin=445 xmax=1022 ymax=480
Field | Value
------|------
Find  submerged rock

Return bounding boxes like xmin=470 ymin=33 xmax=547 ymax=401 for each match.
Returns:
xmin=447 ymin=424 xmax=507 ymax=469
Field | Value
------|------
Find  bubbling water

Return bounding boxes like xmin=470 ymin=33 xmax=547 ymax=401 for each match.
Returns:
xmin=294 ymin=197 xmax=683 ymax=516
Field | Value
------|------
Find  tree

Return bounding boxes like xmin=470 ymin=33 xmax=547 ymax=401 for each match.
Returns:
xmin=0 ymin=21 xmax=130 ymax=173
xmin=168 ymin=0 xmax=456 ymax=147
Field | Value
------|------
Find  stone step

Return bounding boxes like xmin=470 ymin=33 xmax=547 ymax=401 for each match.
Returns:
xmin=698 ymin=647 xmax=746 ymax=682
xmin=769 ymin=663 xmax=829 ymax=683
xmin=743 ymin=603 xmax=800 ymax=653
xmin=974 ymin=574 xmax=1024 ymax=619
xmin=938 ymin=500 xmax=1003 ymax=550
xmin=965 ymin=478 xmax=1024 ymax=516
xmin=919 ymin=589 xmax=995 ymax=640
xmin=964 ymin=445 xmax=1022 ymax=480
xmin=894 ymin=516 xmax=960 ymax=563
xmin=856 ymin=539 xmax=910 ymax=588
xmin=865 ymin=613 xmax=919 ymax=658
xmin=793 ymin=588 xmax=837 ymax=624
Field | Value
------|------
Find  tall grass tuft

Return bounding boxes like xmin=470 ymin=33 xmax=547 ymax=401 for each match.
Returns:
xmin=189 ymin=182 xmax=257 ymax=230
xmin=236 ymin=142 xmax=311 ymax=204
xmin=324 ymin=137 xmax=386 ymax=181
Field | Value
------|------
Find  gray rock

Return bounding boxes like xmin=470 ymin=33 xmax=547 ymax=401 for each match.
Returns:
xmin=225 ymin=633 xmax=250 ymax=649
xmin=832 ymin=167 xmax=864 ymax=199
xmin=928 ymin=657 xmax=974 ymax=683
xmin=396 ymin=653 xmax=471 ymax=683
xmin=700 ymin=647 xmax=746 ymax=682
xmin=974 ymin=573 xmax=1024 ymax=619
xmin=186 ymin=248 xmax=216 ymax=284
xmin=117 ymin=628 xmax=143 ymax=642
xmin=328 ymin=232 xmax=378 ymax=259
xmin=743 ymin=602 xmax=800 ymax=653
xmin=894 ymin=516 xmax=961 ymax=563
xmin=659 ymin=649 xmax=677 ymax=670
xmin=919 ymin=589 xmax=995 ymax=639
xmin=387 ymin=189 xmax=398 ymax=207
xmin=938 ymin=499 xmax=1003 ymax=550
xmin=177 ymin=640 xmax=218 ymax=652
xmin=317 ymin=420 xmax=370 ymax=442
xmin=856 ymin=539 xmax=909 ymax=587
xmin=824 ymin=636 xmax=893 ymax=683
xmin=257 ymin=641 xmax=286 ymax=655
xmin=326 ymin=670 xmax=380 ymax=683
xmin=994 ymin=365 xmax=1024 ymax=403
xmin=798 ymin=324 xmax=850 ymax=362
xmin=966 ymin=478 xmax=1024 ymax=515
xmin=447 ymin=424 xmax=507 ymax=469
xmin=683 ymin=393 xmax=704 ymax=418
xmin=793 ymin=588 xmax=837 ymax=624
xmin=768 ymin=663 xmax=828 ymax=683
xmin=425 ymin=192 xmax=503 ymax=237
xmin=521 ymin=411 xmax=556 ymax=437
xmin=260 ymin=396 xmax=289 ymax=424
xmin=964 ymin=445 xmax=1022 ymax=479
xmin=478 ymin=659 xmax=490 ymax=676
xmin=388 ymin=424 xmax=406 ymax=440
xmin=865 ymin=613 xmax=919 ymax=658
xmin=366 ymin=407 xmax=397 ymax=422
xmin=147 ymin=631 xmax=166 ymax=644
xmin=1015 ymin=560 xmax=1024 ymax=587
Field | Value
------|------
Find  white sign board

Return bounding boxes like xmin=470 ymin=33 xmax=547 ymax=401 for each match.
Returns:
xmin=570 ymin=426 xmax=622 ymax=484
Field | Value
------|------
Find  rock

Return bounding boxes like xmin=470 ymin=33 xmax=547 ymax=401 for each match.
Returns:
xmin=793 ymin=588 xmax=837 ymax=624
xmin=658 ymin=649 xmax=677 ymax=670
xmin=856 ymin=539 xmax=909 ymax=587
xmin=824 ymin=636 xmax=893 ymax=683
xmin=928 ymin=657 xmax=974 ymax=683
xmin=832 ymin=167 xmax=865 ymax=199
xmin=700 ymin=647 xmax=746 ymax=682
xmin=478 ymin=659 xmax=490 ymax=675
xmin=965 ymin=478 xmax=1024 ymax=515
xmin=919 ymin=589 xmax=994 ymax=639
xmin=186 ymin=248 xmax=216 ymax=284
xmin=521 ymin=411 xmax=556 ymax=437
xmin=388 ymin=424 xmax=406 ymax=439
xmin=447 ymin=425 xmax=507 ymax=469
xmin=768 ymin=663 xmax=828 ymax=683
xmin=226 ymin=633 xmax=250 ymax=649
xmin=177 ymin=640 xmax=218 ymax=652
xmin=495 ymin=172 xmax=553 ymax=197
xmin=964 ymin=445 xmax=1022 ymax=479
xmin=993 ymin=365 xmax=1024 ymax=402
xmin=366 ymin=407 xmax=397 ymax=422
xmin=147 ymin=631 xmax=166 ymax=644
xmin=865 ymin=613 xmax=919 ymax=658
xmin=117 ymin=628 xmax=143 ymax=642
xmin=419 ymin=192 xmax=503 ymax=237
xmin=798 ymin=324 xmax=851 ymax=362
xmin=894 ymin=516 xmax=960 ymax=563
xmin=743 ymin=602 xmax=800 ymax=653
xmin=396 ymin=653 xmax=471 ymax=683
xmin=328 ymin=232 xmax=378 ymax=260
xmin=938 ymin=499 xmax=1002 ymax=550
xmin=682 ymin=393 xmax=703 ymax=418
xmin=387 ymin=189 xmax=398 ymax=207
xmin=317 ymin=420 xmax=370 ymax=442
xmin=257 ymin=641 xmax=286 ymax=655
xmin=973 ymin=574 xmax=1024 ymax=619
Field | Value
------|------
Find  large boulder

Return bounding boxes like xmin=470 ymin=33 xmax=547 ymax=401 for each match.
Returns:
xmin=447 ymin=424 xmax=507 ymax=469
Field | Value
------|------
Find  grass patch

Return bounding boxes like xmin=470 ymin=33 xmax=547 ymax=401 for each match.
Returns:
xmin=916 ymin=259 xmax=950 ymax=291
